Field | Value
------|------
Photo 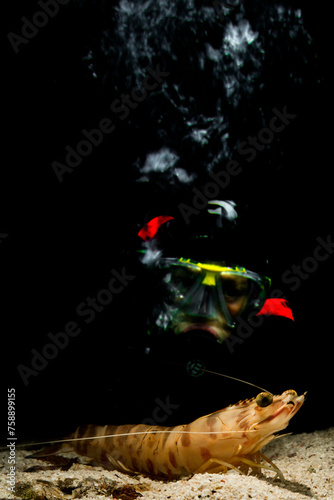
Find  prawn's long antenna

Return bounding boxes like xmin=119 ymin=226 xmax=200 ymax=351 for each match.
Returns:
xmin=199 ymin=367 xmax=273 ymax=395
xmin=167 ymin=360 xmax=273 ymax=395
xmin=9 ymin=429 xmax=258 ymax=450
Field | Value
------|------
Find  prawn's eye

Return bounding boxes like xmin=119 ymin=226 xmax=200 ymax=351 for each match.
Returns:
xmin=256 ymin=392 xmax=273 ymax=407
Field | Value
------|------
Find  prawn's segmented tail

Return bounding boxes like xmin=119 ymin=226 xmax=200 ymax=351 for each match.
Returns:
xmin=27 ymin=434 xmax=75 ymax=458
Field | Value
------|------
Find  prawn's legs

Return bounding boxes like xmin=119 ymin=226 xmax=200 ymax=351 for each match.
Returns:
xmin=194 ymin=459 xmax=246 ymax=475
xmin=106 ymin=454 xmax=138 ymax=475
xmin=238 ymin=452 xmax=284 ymax=481
xmin=194 ymin=452 xmax=284 ymax=481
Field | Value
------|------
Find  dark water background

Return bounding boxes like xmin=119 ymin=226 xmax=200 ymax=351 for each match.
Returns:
xmin=3 ymin=0 xmax=333 ymax=443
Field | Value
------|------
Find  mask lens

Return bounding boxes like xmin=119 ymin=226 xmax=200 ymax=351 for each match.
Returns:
xmin=220 ymin=275 xmax=249 ymax=303
xmin=219 ymin=274 xmax=250 ymax=318
xmin=167 ymin=265 xmax=201 ymax=302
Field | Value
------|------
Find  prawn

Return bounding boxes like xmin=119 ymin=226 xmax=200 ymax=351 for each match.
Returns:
xmin=30 ymin=388 xmax=305 ymax=480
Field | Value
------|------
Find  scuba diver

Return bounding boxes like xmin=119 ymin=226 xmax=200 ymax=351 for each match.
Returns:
xmin=130 ymin=200 xmax=298 ymax=427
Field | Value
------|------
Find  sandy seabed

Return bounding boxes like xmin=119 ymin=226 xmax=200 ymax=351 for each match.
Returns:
xmin=1 ymin=428 xmax=333 ymax=500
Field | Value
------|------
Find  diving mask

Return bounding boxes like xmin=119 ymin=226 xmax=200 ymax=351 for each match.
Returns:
xmin=158 ymin=257 xmax=271 ymax=329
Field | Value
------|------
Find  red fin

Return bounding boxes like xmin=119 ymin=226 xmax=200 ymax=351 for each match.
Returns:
xmin=256 ymin=298 xmax=294 ymax=321
xmin=138 ymin=215 xmax=174 ymax=241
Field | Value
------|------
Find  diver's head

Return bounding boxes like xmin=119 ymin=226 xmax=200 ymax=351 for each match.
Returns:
xmin=138 ymin=201 xmax=271 ymax=342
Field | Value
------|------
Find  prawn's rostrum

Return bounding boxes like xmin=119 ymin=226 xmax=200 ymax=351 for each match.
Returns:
xmin=30 ymin=389 xmax=305 ymax=480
